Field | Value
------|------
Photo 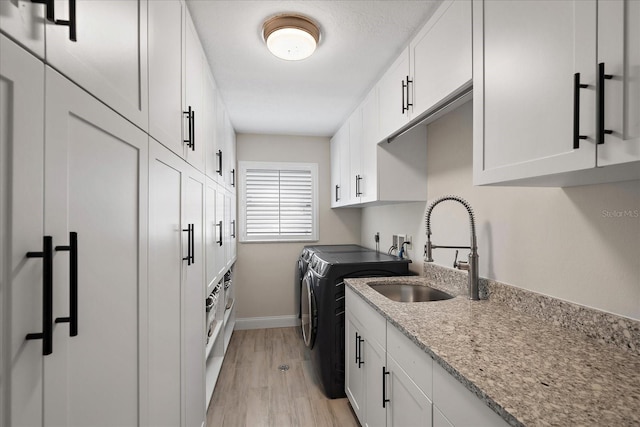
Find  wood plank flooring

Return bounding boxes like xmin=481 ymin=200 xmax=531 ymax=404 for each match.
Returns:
xmin=207 ymin=327 xmax=360 ymax=427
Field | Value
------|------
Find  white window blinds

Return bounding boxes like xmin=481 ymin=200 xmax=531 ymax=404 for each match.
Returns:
xmin=240 ymin=162 xmax=318 ymax=242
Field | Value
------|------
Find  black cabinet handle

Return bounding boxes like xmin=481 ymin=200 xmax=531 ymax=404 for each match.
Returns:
xmin=597 ymin=63 xmax=614 ymax=145
xmin=355 ymin=175 xmax=363 ymax=197
xmin=183 ymin=224 xmax=194 ymax=265
xmin=231 ymin=168 xmax=235 ymax=187
xmin=382 ymin=366 xmax=390 ymax=408
xmin=31 ymin=0 xmax=55 ymax=22
xmin=231 ymin=220 xmax=236 ymax=239
xmin=54 ymin=232 xmax=78 ymax=337
xmin=573 ymin=73 xmax=589 ymax=149
xmin=32 ymin=0 xmax=76 ymax=41
xmin=358 ymin=336 xmax=364 ymax=368
xmin=401 ymin=79 xmax=405 ymax=114
xmin=335 ymin=185 xmax=340 ymax=202
xmin=183 ymin=106 xmax=194 ymax=150
xmin=406 ymin=75 xmax=413 ymax=111
xmin=216 ymin=221 xmax=223 ymax=246
xmin=216 ymin=150 xmax=223 ymax=176
xmin=191 ymin=109 xmax=195 ymax=151
xmin=355 ymin=332 xmax=360 ymax=364
xmin=25 ymin=236 xmax=54 ymax=355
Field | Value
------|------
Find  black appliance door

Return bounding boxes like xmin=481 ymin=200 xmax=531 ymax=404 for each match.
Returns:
xmin=300 ymin=271 xmax=317 ymax=348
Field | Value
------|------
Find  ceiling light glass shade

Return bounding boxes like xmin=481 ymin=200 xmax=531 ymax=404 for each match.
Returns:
xmin=263 ymin=15 xmax=320 ymax=61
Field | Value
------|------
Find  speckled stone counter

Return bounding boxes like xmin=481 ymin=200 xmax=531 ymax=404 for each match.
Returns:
xmin=344 ymin=274 xmax=640 ymax=427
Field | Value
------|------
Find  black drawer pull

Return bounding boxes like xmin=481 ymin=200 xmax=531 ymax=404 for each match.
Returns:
xmin=54 ymin=232 xmax=79 ymax=336
xmin=25 ymin=236 xmax=54 ymax=355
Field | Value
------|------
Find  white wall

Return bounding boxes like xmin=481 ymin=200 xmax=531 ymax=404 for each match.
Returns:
xmin=361 ymin=101 xmax=640 ymax=320
xmin=235 ymin=134 xmax=361 ymax=321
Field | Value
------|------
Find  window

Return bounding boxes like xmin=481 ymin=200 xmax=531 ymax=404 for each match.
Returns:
xmin=239 ymin=161 xmax=318 ymax=242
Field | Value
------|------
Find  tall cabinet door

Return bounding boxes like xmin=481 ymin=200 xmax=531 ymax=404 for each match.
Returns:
xmin=148 ymin=0 xmax=185 ymax=156
xmin=0 ymin=34 xmax=45 ymax=427
xmin=184 ymin=167 xmax=206 ymax=427
xmin=0 ymin=0 xmax=45 ymax=58
xmin=184 ymin=10 xmax=205 ymax=172
xmin=149 ymin=141 xmax=185 ymax=427
xmin=596 ymin=0 xmax=640 ymax=166
xmin=472 ymin=0 xmax=597 ymax=185
xmin=43 ymin=67 xmax=148 ymax=426
xmin=45 ymin=0 xmax=148 ymax=130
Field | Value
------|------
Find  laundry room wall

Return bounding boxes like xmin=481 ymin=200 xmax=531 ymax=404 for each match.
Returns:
xmin=360 ymin=101 xmax=640 ymax=321
xmin=235 ymin=134 xmax=362 ymax=327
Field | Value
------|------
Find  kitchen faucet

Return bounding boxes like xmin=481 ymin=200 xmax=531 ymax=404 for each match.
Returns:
xmin=424 ymin=195 xmax=479 ymax=300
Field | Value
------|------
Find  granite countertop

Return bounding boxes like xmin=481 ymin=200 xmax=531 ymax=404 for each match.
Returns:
xmin=345 ymin=275 xmax=640 ymax=427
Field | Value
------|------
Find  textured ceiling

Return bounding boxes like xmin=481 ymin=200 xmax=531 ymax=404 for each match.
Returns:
xmin=186 ymin=1 xmax=441 ymax=137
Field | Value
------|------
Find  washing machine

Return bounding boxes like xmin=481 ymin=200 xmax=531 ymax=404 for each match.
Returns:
xmin=301 ymin=251 xmax=411 ymax=398
xmin=295 ymin=245 xmax=373 ymax=320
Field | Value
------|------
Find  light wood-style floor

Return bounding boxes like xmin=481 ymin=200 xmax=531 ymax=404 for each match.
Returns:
xmin=207 ymin=327 xmax=360 ymax=427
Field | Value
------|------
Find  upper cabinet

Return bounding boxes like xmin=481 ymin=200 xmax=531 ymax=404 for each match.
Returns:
xmin=45 ymin=0 xmax=149 ymax=131
xmin=330 ymin=124 xmax=349 ymax=208
xmin=377 ymin=0 xmax=472 ymax=143
xmin=148 ymin=0 xmax=185 ymax=156
xmin=0 ymin=0 xmax=46 ymax=58
xmin=473 ymin=0 xmax=640 ymax=186
xmin=410 ymin=0 xmax=472 ymax=119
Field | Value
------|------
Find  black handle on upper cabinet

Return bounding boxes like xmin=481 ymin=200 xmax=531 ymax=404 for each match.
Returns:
xmin=191 ymin=110 xmax=196 ymax=151
xmin=382 ymin=366 xmax=390 ymax=408
xmin=54 ymin=232 xmax=78 ymax=336
xmin=405 ymin=75 xmax=413 ymax=111
xmin=31 ymin=0 xmax=55 ymax=22
xmin=231 ymin=220 xmax=236 ymax=239
xmin=597 ymin=63 xmax=613 ymax=145
xmin=184 ymin=107 xmax=194 ymax=149
xmin=25 ymin=236 xmax=54 ymax=355
xmin=401 ymin=79 xmax=406 ymax=114
xmin=573 ymin=73 xmax=589 ymax=149
xmin=216 ymin=150 xmax=223 ymax=176
xmin=355 ymin=175 xmax=363 ymax=197
xmin=31 ymin=0 xmax=76 ymax=41
xmin=217 ymin=221 xmax=223 ymax=246
xmin=335 ymin=185 xmax=340 ymax=202
xmin=231 ymin=169 xmax=236 ymax=187
xmin=183 ymin=224 xmax=194 ymax=265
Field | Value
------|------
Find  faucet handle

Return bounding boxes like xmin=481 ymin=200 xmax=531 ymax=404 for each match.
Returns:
xmin=453 ymin=250 xmax=470 ymax=271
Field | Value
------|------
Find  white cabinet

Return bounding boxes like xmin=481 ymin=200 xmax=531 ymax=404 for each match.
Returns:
xmin=410 ymin=0 xmax=472 ymax=119
xmin=432 ymin=363 xmax=509 ymax=427
xmin=346 ymin=286 xmax=510 ymax=427
xmin=348 ymin=89 xmax=378 ymax=205
xmin=149 ymin=140 xmax=206 ymax=427
xmin=596 ymin=0 xmax=640 ymax=167
xmin=0 ymin=0 xmax=45 ymax=58
xmin=184 ymin=9 xmax=206 ymax=172
xmin=1 ymin=33 xmax=45 ymax=427
xmin=330 ymin=124 xmax=350 ymax=207
xmin=205 ymin=177 xmax=226 ymax=289
xmin=45 ymin=0 xmax=149 ymax=130
xmin=209 ymin=92 xmax=236 ymax=189
xmin=148 ymin=0 xmax=185 ymax=156
xmin=473 ymin=0 xmax=640 ymax=186
xmin=376 ymin=0 xmax=472 ymax=143
xmin=378 ymin=47 xmax=411 ymax=142
xmin=44 ymin=66 xmax=148 ymax=426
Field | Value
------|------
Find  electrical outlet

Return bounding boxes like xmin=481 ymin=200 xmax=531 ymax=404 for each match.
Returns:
xmin=405 ymin=235 xmax=412 ymax=249
xmin=392 ymin=234 xmax=399 ymax=248
xmin=397 ymin=234 xmax=406 ymax=250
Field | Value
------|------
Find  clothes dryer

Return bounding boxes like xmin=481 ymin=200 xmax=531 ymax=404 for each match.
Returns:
xmin=302 ymin=251 xmax=410 ymax=398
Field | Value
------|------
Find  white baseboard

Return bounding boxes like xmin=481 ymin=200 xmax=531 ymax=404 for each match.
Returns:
xmin=234 ymin=315 xmax=301 ymax=330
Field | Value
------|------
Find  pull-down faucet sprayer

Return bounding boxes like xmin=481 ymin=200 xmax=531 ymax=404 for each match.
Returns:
xmin=424 ymin=195 xmax=479 ymax=300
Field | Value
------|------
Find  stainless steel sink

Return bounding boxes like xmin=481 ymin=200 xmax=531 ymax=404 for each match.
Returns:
xmin=368 ymin=283 xmax=454 ymax=302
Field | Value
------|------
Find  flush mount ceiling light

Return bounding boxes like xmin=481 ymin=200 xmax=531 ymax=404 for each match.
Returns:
xmin=263 ymin=14 xmax=320 ymax=61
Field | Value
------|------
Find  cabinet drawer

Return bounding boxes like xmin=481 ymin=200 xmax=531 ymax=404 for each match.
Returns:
xmin=345 ymin=287 xmax=386 ymax=347
xmin=387 ymin=324 xmax=433 ymax=398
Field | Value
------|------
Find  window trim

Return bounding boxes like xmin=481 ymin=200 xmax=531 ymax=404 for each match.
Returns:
xmin=238 ymin=161 xmax=319 ymax=243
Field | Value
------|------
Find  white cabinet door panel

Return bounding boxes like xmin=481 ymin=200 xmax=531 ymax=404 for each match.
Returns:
xmin=386 ymin=354 xmax=432 ymax=427
xmin=43 ymin=67 xmax=147 ymax=426
xmin=473 ymin=0 xmax=597 ymax=184
xmin=184 ymin=9 xmax=205 ymax=172
xmin=0 ymin=33 xmax=45 ymax=427
xmin=596 ymin=0 xmax=640 ymax=166
xmin=378 ymin=48 xmax=410 ymax=142
xmin=148 ymin=0 xmax=184 ymax=156
xmin=149 ymin=142 xmax=184 ymax=427
xmin=45 ymin=0 xmax=148 ymax=130
xmin=0 ymin=0 xmax=45 ymax=58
